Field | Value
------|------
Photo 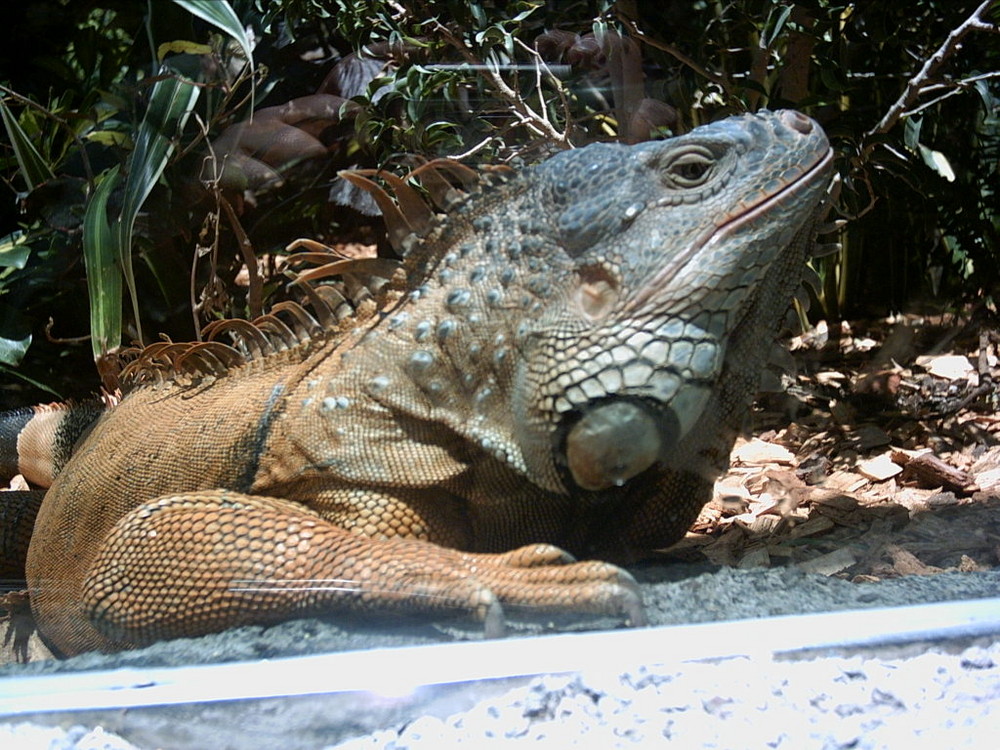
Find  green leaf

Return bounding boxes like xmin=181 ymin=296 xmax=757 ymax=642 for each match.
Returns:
xmin=85 ymin=130 xmax=132 ymax=148
xmin=762 ymin=5 xmax=793 ymax=49
xmin=0 ymin=231 xmax=31 ymax=269
xmin=83 ymin=166 xmax=123 ymax=361
xmin=511 ymin=3 xmax=542 ymax=23
xmin=115 ymin=72 xmax=200 ymax=345
xmin=0 ymin=98 xmax=56 ymax=191
xmin=0 ymin=334 xmax=31 ymax=367
xmin=171 ymin=0 xmax=254 ymax=74
xmin=903 ymin=116 xmax=922 ymax=151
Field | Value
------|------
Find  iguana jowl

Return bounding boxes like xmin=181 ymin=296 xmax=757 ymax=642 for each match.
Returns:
xmin=1 ymin=110 xmax=833 ymax=656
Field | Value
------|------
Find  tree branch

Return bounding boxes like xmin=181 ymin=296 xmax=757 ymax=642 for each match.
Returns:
xmin=431 ymin=20 xmax=571 ymax=150
xmin=866 ymin=0 xmax=998 ymax=141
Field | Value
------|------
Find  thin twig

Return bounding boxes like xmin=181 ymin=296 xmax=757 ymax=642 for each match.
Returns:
xmin=175 ymin=63 xmax=263 ymax=163
xmin=903 ymin=70 xmax=1000 ymax=118
xmin=190 ymin=113 xmax=224 ymax=341
xmin=44 ymin=317 xmax=90 ymax=345
xmin=515 ymin=37 xmax=576 ymax=144
xmin=616 ymin=14 xmax=735 ymax=100
xmin=450 ymin=135 xmax=498 ymax=161
xmin=431 ymin=20 xmax=571 ymax=149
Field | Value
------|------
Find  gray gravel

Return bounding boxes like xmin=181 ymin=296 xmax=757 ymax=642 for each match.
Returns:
xmin=1 ymin=566 xmax=998 ymax=748
xmin=330 ymin=642 xmax=1000 ymax=749
xmin=2 ymin=639 xmax=998 ymax=749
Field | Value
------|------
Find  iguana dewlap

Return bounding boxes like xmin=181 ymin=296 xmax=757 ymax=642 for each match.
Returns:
xmin=1 ymin=110 xmax=833 ymax=656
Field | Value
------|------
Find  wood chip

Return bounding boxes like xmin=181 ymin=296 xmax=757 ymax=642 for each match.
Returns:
xmin=797 ymin=547 xmax=858 ymax=575
xmin=788 ymin=515 xmax=836 ymax=538
xmin=886 ymin=545 xmax=942 ymax=576
xmin=852 ymin=424 xmax=892 ymax=451
xmin=857 ymin=452 xmax=904 ymax=481
xmin=814 ymin=370 xmax=846 ymax=385
xmin=2 ymin=475 xmax=29 ymax=491
xmin=893 ymin=451 xmax=977 ymax=493
xmin=915 ymin=353 xmax=975 ymax=381
xmin=852 ymin=574 xmax=881 ymax=583
xmin=972 ymin=467 xmax=1000 ymax=492
xmin=732 ymin=438 xmax=795 ymax=466
xmin=824 ymin=470 xmax=869 ymax=493
xmin=891 ymin=487 xmax=939 ymax=511
xmin=735 ymin=513 xmax=783 ymax=535
xmin=738 ymin=546 xmax=771 ymax=568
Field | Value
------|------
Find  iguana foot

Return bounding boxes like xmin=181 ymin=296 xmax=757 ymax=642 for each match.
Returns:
xmin=81 ymin=490 xmax=644 ymax=645
xmin=453 ymin=544 xmax=646 ymax=636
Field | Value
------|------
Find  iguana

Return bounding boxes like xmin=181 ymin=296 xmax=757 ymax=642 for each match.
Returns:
xmin=0 ymin=110 xmax=833 ymax=657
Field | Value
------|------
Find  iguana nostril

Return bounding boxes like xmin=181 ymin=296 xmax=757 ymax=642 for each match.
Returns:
xmin=565 ymin=401 xmax=662 ymax=491
xmin=780 ymin=109 xmax=813 ymax=135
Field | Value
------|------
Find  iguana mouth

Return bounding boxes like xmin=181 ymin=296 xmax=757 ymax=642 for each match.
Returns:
xmin=628 ymin=117 xmax=834 ymax=314
xmin=703 ymin=147 xmax=835 ymax=248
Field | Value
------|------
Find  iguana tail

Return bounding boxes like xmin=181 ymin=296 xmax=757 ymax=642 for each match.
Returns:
xmin=0 ymin=401 xmax=107 ymax=488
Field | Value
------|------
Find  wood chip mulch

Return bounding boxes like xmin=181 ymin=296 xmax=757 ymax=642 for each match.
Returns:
xmin=666 ymin=314 xmax=1000 ymax=582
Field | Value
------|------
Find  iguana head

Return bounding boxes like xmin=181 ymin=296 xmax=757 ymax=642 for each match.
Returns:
xmin=499 ymin=110 xmax=833 ymax=494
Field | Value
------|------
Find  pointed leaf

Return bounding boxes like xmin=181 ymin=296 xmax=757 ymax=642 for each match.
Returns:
xmin=0 ymin=363 xmax=60 ymax=397
xmin=0 ymin=98 xmax=56 ymax=191
xmin=157 ymin=40 xmax=214 ymax=61
xmin=116 ymin=73 xmax=200 ymax=343
xmin=83 ymin=166 xmax=123 ymax=360
xmin=919 ymin=145 xmax=956 ymax=182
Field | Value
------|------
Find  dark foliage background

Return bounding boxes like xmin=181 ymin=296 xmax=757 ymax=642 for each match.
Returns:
xmin=0 ymin=0 xmax=997 ymax=406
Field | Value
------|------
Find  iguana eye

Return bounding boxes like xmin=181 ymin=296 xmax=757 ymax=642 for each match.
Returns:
xmin=664 ymin=149 xmax=715 ymax=187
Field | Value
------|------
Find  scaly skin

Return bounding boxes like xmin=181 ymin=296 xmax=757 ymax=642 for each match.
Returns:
xmin=13 ymin=110 xmax=832 ymax=656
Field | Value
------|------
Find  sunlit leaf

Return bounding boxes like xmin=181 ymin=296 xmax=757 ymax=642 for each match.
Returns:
xmin=85 ymin=130 xmax=132 ymax=147
xmin=919 ymin=145 xmax=956 ymax=182
xmin=903 ymin=116 xmax=922 ymax=151
xmin=763 ymin=5 xmax=793 ymax=49
xmin=171 ymin=0 xmax=254 ymax=72
xmin=157 ymin=40 xmax=214 ymax=60
xmin=0 ymin=231 xmax=31 ymax=269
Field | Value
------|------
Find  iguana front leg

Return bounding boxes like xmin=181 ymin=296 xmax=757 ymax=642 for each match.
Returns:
xmin=81 ymin=489 xmax=644 ymax=645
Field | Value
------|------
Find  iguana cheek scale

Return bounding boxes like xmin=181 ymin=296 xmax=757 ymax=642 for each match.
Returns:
xmin=0 ymin=110 xmax=833 ymax=656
